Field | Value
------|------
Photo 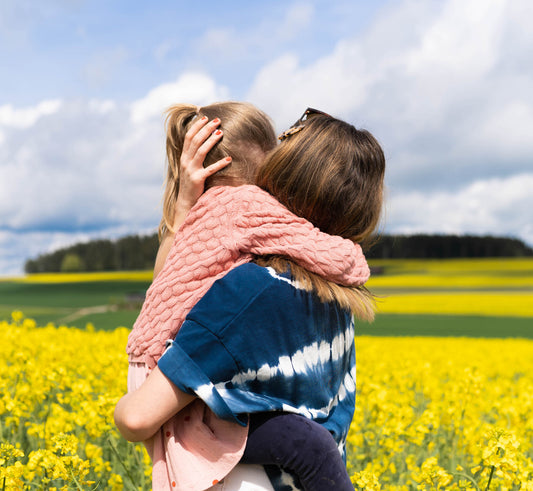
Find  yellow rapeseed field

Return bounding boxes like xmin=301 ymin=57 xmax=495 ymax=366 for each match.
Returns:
xmin=350 ymin=336 xmax=533 ymax=490
xmin=1 ymin=312 xmax=150 ymax=490
xmin=367 ymin=258 xmax=533 ymax=318
xmin=13 ymin=271 xmax=154 ymax=284
xmin=375 ymin=292 xmax=533 ymax=317
xmin=367 ymin=258 xmax=533 ymax=291
xmin=368 ymin=258 xmax=533 ymax=276
xmin=2 ymin=312 xmax=532 ymax=490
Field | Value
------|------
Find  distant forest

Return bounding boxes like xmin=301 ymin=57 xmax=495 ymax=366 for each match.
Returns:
xmin=25 ymin=234 xmax=160 ymax=274
xmin=24 ymin=233 xmax=533 ymax=273
xmin=365 ymin=234 xmax=533 ymax=259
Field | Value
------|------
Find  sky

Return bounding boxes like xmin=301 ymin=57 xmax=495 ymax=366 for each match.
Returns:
xmin=1 ymin=0 xmax=532 ymax=276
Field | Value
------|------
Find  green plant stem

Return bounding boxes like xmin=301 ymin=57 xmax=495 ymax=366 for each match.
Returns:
xmin=452 ymin=472 xmax=481 ymax=491
xmin=131 ymin=445 xmax=146 ymax=488
xmin=485 ymin=466 xmax=495 ymax=491
xmin=69 ymin=468 xmax=85 ymax=491
xmin=106 ymin=437 xmax=138 ymax=491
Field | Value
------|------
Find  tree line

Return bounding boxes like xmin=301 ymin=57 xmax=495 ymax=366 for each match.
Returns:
xmin=365 ymin=234 xmax=533 ymax=259
xmin=25 ymin=233 xmax=532 ymax=273
xmin=25 ymin=234 xmax=160 ymax=273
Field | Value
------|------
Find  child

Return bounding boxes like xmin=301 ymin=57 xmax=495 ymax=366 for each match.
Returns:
xmin=124 ymin=103 xmax=372 ymax=490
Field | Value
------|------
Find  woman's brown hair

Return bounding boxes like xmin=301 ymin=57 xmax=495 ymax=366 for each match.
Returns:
xmin=255 ymin=113 xmax=386 ymax=320
xmin=256 ymin=115 xmax=385 ymax=245
xmin=160 ymin=102 xmax=277 ymax=237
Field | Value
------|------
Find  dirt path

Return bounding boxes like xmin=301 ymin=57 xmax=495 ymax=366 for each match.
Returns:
xmin=59 ymin=304 xmax=118 ymax=324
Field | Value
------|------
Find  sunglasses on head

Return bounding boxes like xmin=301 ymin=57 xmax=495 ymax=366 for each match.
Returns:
xmin=277 ymin=107 xmax=332 ymax=141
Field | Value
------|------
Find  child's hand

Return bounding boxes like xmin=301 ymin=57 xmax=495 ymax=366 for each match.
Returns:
xmin=155 ymin=116 xmax=232 ymax=279
xmin=174 ymin=116 xmax=232 ymax=227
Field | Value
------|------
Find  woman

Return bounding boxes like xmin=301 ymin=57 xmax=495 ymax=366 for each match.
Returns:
xmin=116 ymin=108 xmax=385 ymax=489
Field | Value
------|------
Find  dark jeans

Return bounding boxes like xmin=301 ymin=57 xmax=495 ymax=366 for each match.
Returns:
xmin=241 ymin=413 xmax=355 ymax=491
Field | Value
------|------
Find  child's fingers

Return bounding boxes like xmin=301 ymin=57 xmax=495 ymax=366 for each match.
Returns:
xmin=175 ymin=155 xmax=232 ymax=214
xmin=182 ymin=116 xmax=210 ymax=155
xmin=186 ymin=115 xmax=209 ymax=138
xmin=183 ymin=117 xmax=221 ymax=157
xmin=193 ymin=128 xmax=223 ymax=164
xmin=202 ymin=156 xmax=232 ymax=177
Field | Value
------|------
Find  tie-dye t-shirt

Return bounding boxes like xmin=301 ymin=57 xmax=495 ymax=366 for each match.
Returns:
xmin=158 ymin=262 xmax=356 ymax=487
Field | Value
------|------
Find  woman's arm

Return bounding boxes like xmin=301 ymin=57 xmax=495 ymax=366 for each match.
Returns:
xmin=153 ymin=116 xmax=232 ymax=278
xmin=114 ymin=366 xmax=196 ymax=442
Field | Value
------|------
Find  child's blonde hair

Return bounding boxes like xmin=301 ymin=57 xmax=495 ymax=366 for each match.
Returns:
xmin=160 ymin=102 xmax=277 ymax=237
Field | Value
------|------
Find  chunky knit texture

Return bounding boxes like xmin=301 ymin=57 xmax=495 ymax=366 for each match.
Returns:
xmin=126 ymin=185 xmax=370 ymax=490
xmin=126 ymin=184 xmax=370 ymax=369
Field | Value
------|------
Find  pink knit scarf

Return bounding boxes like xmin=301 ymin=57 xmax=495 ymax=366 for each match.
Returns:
xmin=127 ymin=184 xmax=370 ymax=369
xmin=127 ymin=184 xmax=370 ymax=490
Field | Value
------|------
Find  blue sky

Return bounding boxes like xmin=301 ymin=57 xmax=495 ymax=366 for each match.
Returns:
xmin=1 ymin=0 xmax=533 ymax=275
xmin=1 ymin=1 xmax=380 ymax=105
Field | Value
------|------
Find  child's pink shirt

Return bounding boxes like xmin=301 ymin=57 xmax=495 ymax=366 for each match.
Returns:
xmin=126 ymin=185 xmax=370 ymax=490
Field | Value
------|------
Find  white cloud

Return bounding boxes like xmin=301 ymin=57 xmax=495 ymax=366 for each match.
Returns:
xmin=276 ymin=2 xmax=314 ymax=40
xmin=0 ymin=225 xmax=156 ymax=277
xmin=244 ymin=0 xmax=533 ymax=250
xmin=403 ymin=0 xmax=504 ymax=81
xmin=387 ymin=173 xmax=533 ymax=245
xmin=0 ymin=72 xmax=230 ymax=274
xmin=0 ymin=98 xmax=162 ymax=232
xmin=247 ymin=42 xmax=371 ymax=129
xmin=0 ymin=99 xmax=62 ymax=129
xmin=196 ymin=28 xmax=247 ymax=62
xmin=88 ymin=99 xmax=117 ymax=115
xmin=2 ymin=0 xmax=533 ymax=276
xmin=247 ymin=0 xmax=533 ymax=187
xmin=464 ymin=101 xmax=533 ymax=160
xmin=0 ymin=229 xmax=89 ymax=277
xmin=194 ymin=2 xmax=315 ymax=68
xmin=130 ymin=72 xmax=229 ymax=123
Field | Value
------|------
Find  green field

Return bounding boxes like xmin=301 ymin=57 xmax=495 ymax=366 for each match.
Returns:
xmin=0 ymin=280 xmax=150 ymax=330
xmin=1 ymin=258 xmax=532 ymax=336
xmin=356 ymin=313 xmax=532 ymax=338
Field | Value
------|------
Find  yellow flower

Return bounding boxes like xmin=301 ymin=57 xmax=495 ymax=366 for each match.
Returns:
xmin=479 ymin=427 xmax=522 ymax=486
xmin=52 ymin=433 xmax=79 ymax=456
xmin=2 ymin=308 xmax=533 ymax=490
xmin=0 ymin=443 xmax=24 ymax=465
xmin=0 ymin=460 xmax=24 ymax=489
xmin=108 ymin=472 xmax=124 ymax=491
xmin=411 ymin=457 xmax=453 ymax=489
xmin=352 ymin=469 xmax=382 ymax=490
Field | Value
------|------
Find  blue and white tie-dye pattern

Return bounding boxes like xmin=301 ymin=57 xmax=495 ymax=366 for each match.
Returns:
xmin=158 ymin=263 xmax=356 ymax=489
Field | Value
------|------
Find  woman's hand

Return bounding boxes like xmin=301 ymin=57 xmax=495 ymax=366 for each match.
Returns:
xmin=173 ymin=116 xmax=232 ymax=230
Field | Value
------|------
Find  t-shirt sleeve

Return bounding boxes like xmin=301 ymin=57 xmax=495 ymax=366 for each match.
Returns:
xmin=158 ymin=262 xmax=354 ymax=437
xmin=158 ymin=319 xmax=247 ymax=426
xmin=157 ymin=263 xmax=274 ymax=426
